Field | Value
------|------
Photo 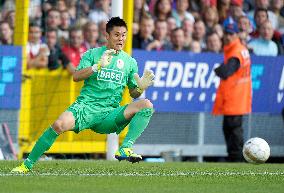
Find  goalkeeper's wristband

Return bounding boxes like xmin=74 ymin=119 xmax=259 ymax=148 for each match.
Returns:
xmin=136 ymin=87 xmax=144 ymax=94
xmin=91 ymin=64 xmax=98 ymax=72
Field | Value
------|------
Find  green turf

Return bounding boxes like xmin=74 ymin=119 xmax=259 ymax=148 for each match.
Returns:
xmin=0 ymin=160 xmax=283 ymax=193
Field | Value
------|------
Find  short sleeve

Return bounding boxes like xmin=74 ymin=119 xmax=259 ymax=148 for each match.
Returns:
xmin=76 ymin=49 xmax=94 ymax=71
xmin=127 ymin=58 xmax=138 ymax=89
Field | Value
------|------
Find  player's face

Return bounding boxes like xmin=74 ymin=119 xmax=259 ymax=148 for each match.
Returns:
xmin=106 ymin=26 xmax=127 ymax=51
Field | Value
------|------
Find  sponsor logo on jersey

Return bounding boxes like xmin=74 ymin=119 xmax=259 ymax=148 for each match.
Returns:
xmin=116 ymin=59 xmax=124 ymax=69
xmin=97 ymin=68 xmax=124 ymax=84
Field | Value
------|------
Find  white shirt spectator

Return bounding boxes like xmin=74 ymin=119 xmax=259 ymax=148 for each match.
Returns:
xmin=27 ymin=42 xmax=49 ymax=58
xmin=88 ymin=9 xmax=110 ymax=24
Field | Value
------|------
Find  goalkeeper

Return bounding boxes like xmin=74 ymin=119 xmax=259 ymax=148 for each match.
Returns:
xmin=12 ymin=17 xmax=155 ymax=173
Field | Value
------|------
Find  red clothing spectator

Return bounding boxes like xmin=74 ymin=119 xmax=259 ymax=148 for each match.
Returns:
xmin=62 ymin=27 xmax=87 ymax=67
xmin=62 ymin=45 xmax=87 ymax=67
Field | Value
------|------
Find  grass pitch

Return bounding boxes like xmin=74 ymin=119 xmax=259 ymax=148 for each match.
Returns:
xmin=0 ymin=160 xmax=283 ymax=193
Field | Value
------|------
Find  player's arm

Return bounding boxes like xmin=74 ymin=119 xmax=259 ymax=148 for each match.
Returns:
xmin=73 ymin=66 xmax=95 ymax=82
xmin=129 ymin=69 xmax=155 ymax=99
xmin=73 ymin=49 xmax=116 ymax=82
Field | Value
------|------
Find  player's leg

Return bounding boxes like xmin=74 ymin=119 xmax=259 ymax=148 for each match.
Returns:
xmin=115 ymin=99 xmax=154 ymax=162
xmin=120 ymin=98 xmax=154 ymax=148
xmin=11 ymin=111 xmax=75 ymax=173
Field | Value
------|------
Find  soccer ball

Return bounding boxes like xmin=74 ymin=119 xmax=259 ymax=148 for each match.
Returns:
xmin=242 ymin=137 xmax=270 ymax=164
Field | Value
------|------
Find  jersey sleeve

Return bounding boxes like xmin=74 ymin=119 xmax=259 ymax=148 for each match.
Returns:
xmin=127 ymin=58 xmax=138 ymax=89
xmin=76 ymin=49 xmax=94 ymax=71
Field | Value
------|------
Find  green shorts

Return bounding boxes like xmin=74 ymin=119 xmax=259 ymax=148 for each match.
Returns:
xmin=66 ymin=101 xmax=130 ymax=134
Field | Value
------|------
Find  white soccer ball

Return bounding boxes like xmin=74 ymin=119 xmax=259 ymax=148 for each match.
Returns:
xmin=243 ymin=137 xmax=270 ymax=164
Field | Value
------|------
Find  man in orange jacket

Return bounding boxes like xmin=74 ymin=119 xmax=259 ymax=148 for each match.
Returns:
xmin=213 ymin=22 xmax=252 ymax=162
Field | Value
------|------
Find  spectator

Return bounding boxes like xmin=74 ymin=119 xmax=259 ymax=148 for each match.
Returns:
xmin=270 ymin=0 xmax=284 ymax=33
xmin=26 ymin=22 xmax=49 ymax=69
xmin=66 ymin=0 xmax=78 ymax=25
xmin=250 ymin=8 xmax=283 ymax=54
xmin=193 ymin=19 xmax=207 ymax=49
xmin=182 ymin=19 xmax=194 ymax=48
xmin=29 ymin=0 xmax=42 ymax=25
xmin=133 ymin=0 xmax=149 ymax=35
xmin=133 ymin=14 xmax=154 ymax=49
xmin=148 ymin=0 xmax=158 ymax=14
xmin=62 ymin=27 xmax=87 ymax=68
xmin=45 ymin=28 xmax=75 ymax=74
xmin=248 ymin=20 xmax=278 ymax=56
xmin=166 ymin=16 xmax=177 ymax=38
xmin=172 ymin=0 xmax=195 ymax=28
xmin=190 ymin=40 xmax=202 ymax=53
xmin=134 ymin=0 xmax=148 ymax=23
xmin=1 ymin=0 xmax=15 ymax=21
xmin=238 ymin=15 xmax=253 ymax=34
xmin=248 ymin=0 xmax=278 ymax=29
xmin=153 ymin=0 xmax=172 ymax=20
xmin=78 ymin=0 xmax=90 ymax=18
xmin=88 ymin=0 xmax=110 ymax=24
xmin=237 ymin=15 xmax=253 ymax=44
xmin=83 ymin=21 xmax=100 ymax=49
xmin=41 ymin=1 xmax=53 ymax=31
xmin=98 ymin=20 xmax=107 ymax=46
xmin=213 ymin=22 xmax=252 ymax=162
xmin=74 ymin=16 xmax=88 ymax=27
xmin=132 ymin=22 xmax=140 ymax=35
xmin=146 ymin=19 xmax=171 ymax=51
xmin=223 ymin=0 xmax=245 ymax=33
xmin=202 ymin=6 xmax=219 ymax=32
xmin=189 ymin=0 xmax=217 ymax=18
xmin=56 ymin=0 xmax=67 ymax=12
xmin=46 ymin=8 xmax=61 ymax=30
xmin=213 ymin=23 xmax=224 ymax=39
xmin=0 ymin=21 xmax=13 ymax=45
xmin=169 ymin=27 xmax=188 ymax=51
xmin=251 ymin=8 xmax=269 ymax=38
xmin=4 ymin=10 xmax=15 ymax=30
xmin=217 ymin=0 xmax=231 ymax=23
xmin=58 ymin=10 xmax=71 ymax=46
xmin=205 ymin=31 xmax=222 ymax=53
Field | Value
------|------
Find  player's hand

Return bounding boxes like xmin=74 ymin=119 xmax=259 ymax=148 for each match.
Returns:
xmin=100 ymin=49 xmax=116 ymax=67
xmin=134 ymin=69 xmax=155 ymax=92
xmin=92 ymin=49 xmax=116 ymax=72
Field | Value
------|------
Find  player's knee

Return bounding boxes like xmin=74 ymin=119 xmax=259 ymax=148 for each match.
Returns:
xmin=52 ymin=120 xmax=64 ymax=134
xmin=139 ymin=99 xmax=153 ymax=109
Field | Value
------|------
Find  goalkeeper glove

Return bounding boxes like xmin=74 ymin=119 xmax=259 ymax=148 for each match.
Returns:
xmin=134 ymin=69 xmax=155 ymax=93
xmin=92 ymin=49 xmax=116 ymax=72
xmin=99 ymin=49 xmax=116 ymax=69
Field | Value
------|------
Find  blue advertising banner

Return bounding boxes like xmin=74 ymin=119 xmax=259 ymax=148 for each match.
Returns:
xmin=0 ymin=46 xmax=22 ymax=109
xmin=133 ymin=50 xmax=284 ymax=113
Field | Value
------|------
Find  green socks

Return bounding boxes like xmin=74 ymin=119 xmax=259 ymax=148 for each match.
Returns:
xmin=23 ymin=108 xmax=153 ymax=169
xmin=24 ymin=126 xmax=59 ymax=169
xmin=121 ymin=108 xmax=154 ymax=148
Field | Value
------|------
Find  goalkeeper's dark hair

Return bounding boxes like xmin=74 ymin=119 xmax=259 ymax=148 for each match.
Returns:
xmin=106 ymin=17 xmax=127 ymax=34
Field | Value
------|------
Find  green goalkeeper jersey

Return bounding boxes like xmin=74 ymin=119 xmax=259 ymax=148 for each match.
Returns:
xmin=75 ymin=46 xmax=138 ymax=111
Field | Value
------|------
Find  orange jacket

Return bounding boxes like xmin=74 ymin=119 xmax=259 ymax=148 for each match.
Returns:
xmin=212 ymin=38 xmax=252 ymax=115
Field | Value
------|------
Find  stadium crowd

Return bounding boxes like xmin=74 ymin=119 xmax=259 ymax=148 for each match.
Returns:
xmin=0 ymin=0 xmax=284 ymax=71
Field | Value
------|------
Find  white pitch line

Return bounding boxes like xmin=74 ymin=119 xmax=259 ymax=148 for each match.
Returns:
xmin=1 ymin=171 xmax=284 ymax=177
